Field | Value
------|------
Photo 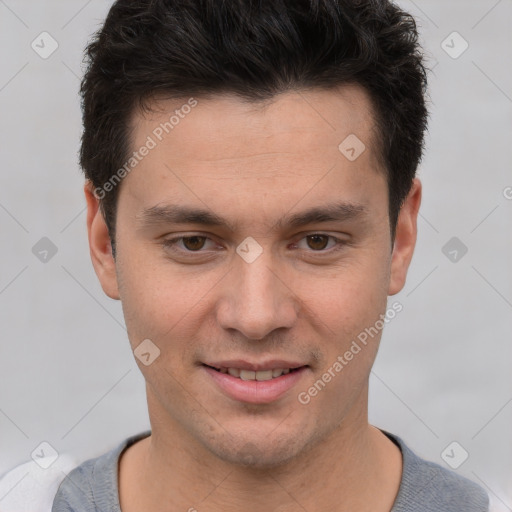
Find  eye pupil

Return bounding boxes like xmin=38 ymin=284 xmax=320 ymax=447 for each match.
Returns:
xmin=183 ymin=236 xmax=206 ymax=251
xmin=307 ymin=234 xmax=329 ymax=250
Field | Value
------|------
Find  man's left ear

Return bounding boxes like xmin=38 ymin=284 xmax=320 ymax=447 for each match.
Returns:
xmin=388 ymin=178 xmax=422 ymax=296
xmin=84 ymin=181 xmax=120 ymax=300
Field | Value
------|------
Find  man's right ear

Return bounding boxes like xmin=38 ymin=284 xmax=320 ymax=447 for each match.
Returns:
xmin=84 ymin=181 xmax=120 ymax=300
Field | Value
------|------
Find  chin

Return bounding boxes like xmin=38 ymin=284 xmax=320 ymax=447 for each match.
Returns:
xmin=200 ymin=426 xmax=313 ymax=469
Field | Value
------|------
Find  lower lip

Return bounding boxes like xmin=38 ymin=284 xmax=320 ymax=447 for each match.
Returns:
xmin=202 ymin=365 xmax=308 ymax=404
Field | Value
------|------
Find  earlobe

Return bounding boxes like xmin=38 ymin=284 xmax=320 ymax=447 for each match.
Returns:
xmin=388 ymin=178 xmax=422 ymax=296
xmin=84 ymin=181 xmax=120 ymax=300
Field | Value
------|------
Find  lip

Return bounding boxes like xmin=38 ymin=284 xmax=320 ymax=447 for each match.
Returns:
xmin=203 ymin=359 xmax=306 ymax=371
xmin=202 ymin=364 xmax=309 ymax=404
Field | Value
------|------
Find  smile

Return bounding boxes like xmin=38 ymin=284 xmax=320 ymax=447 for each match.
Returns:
xmin=202 ymin=363 xmax=309 ymax=404
xmin=205 ymin=365 xmax=300 ymax=381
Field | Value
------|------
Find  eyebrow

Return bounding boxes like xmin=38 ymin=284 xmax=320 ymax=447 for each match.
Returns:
xmin=136 ymin=201 xmax=368 ymax=232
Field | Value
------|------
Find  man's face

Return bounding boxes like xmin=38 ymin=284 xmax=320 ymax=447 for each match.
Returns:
xmin=88 ymin=85 xmax=416 ymax=467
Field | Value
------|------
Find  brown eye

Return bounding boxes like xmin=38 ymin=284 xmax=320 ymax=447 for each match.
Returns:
xmin=182 ymin=236 xmax=207 ymax=251
xmin=306 ymin=234 xmax=330 ymax=250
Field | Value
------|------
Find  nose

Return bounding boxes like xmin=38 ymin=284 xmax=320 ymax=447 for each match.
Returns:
xmin=216 ymin=250 xmax=300 ymax=341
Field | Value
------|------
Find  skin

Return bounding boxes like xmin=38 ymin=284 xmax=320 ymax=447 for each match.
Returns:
xmin=85 ymin=85 xmax=421 ymax=511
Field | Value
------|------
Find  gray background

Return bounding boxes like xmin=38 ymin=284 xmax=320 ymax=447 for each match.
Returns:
xmin=0 ymin=0 xmax=511 ymax=509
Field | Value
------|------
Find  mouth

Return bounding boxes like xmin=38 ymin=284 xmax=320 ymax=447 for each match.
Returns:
xmin=203 ymin=364 xmax=304 ymax=381
xmin=201 ymin=362 xmax=309 ymax=404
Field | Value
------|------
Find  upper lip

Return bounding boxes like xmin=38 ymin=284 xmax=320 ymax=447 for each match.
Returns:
xmin=203 ymin=359 xmax=307 ymax=371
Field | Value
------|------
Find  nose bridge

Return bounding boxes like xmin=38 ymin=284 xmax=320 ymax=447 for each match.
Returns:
xmin=218 ymin=246 xmax=298 ymax=340
xmin=240 ymin=255 xmax=280 ymax=311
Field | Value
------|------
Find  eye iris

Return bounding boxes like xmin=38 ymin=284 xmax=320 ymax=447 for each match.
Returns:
xmin=307 ymin=235 xmax=329 ymax=250
xmin=183 ymin=236 xmax=206 ymax=251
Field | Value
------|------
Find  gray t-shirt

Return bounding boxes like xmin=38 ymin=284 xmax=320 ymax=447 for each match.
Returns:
xmin=51 ymin=429 xmax=489 ymax=511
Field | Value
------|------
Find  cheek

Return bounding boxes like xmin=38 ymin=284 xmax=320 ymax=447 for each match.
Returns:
xmin=117 ymin=244 xmax=179 ymax=324
xmin=116 ymin=246 xmax=219 ymax=366
xmin=297 ymin=251 xmax=390 ymax=399
xmin=307 ymin=253 xmax=390 ymax=335
xmin=296 ymin=272 xmax=387 ymax=418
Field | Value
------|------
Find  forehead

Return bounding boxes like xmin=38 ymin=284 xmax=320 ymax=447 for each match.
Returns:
xmin=119 ymin=86 xmax=386 ymax=228
xmin=129 ymin=85 xmax=379 ymax=167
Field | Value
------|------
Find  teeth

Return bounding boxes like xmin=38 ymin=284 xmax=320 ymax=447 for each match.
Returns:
xmin=220 ymin=367 xmax=295 ymax=380
xmin=227 ymin=368 xmax=240 ymax=378
xmin=255 ymin=370 xmax=273 ymax=381
xmin=240 ymin=370 xmax=256 ymax=380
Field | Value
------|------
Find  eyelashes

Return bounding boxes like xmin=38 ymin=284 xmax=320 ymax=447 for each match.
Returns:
xmin=162 ymin=233 xmax=348 ymax=257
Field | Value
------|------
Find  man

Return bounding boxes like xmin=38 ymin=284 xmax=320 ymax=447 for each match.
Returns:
xmin=46 ymin=0 xmax=489 ymax=510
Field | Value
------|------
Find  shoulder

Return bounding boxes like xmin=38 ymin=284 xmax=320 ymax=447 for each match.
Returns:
xmin=52 ymin=431 xmax=151 ymax=512
xmin=385 ymin=431 xmax=490 ymax=512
